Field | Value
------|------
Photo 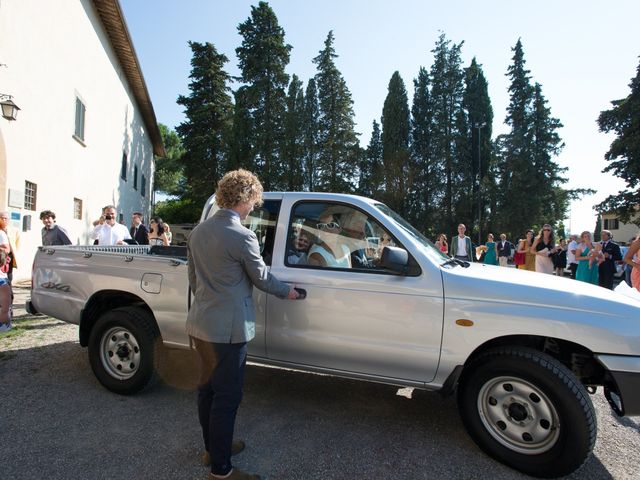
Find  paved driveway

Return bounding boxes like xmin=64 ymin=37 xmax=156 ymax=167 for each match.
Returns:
xmin=1 ymin=288 xmax=639 ymax=480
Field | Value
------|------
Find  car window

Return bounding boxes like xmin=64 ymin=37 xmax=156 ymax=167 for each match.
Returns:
xmin=242 ymin=200 xmax=281 ymax=266
xmin=285 ymin=201 xmax=402 ymax=273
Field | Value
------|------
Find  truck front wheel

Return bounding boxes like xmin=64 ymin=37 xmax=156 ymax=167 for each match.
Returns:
xmin=457 ymin=347 xmax=596 ymax=478
xmin=88 ymin=307 xmax=160 ymax=395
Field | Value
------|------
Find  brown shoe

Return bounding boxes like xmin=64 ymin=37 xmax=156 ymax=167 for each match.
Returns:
xmin=201 ymin=440 xmax=246 ymax=465
xmin=209 ymin=468 xmax=261 ymax=480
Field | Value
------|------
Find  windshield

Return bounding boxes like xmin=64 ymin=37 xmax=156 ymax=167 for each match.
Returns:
xmin=374 ymin=203 xmax=449 ymax=264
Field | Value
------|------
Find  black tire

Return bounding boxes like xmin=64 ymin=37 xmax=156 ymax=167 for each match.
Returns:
xmin=88 ymin=307 xmax=160 ymax=395
xmin=457 ymin=347 xmax=596 ymax=478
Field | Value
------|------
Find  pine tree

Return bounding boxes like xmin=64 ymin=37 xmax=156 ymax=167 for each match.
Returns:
xmin=302 ymin=78 xmax=320 ymax=191
xmin=381 ymin=71 xmax=411 ymax=214
xmin=530 ymin=82 xmax=567 ymax=222
xmin=236 ymin=1 xmax=291 ymax=190
xmin=154 ymin=123 xmax=185 ymax=196
xmin=596 ymin=58 xmax=640 ymax=226
xmin=283 ymin=74 xmax=305 ymax=190
xmin=176 ymin=41 xmax=233 ymax=219
xmin=496 ymin=39 xmax=536 ymax=238
xmin=313 ymin=31 xmax=360 ymax=192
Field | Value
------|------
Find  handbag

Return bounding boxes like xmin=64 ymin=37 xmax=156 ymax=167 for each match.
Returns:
xmin=0 ymin=251 xmax=9 ymax=273
xmin=513 ymin=251 xmax=525 ymax=265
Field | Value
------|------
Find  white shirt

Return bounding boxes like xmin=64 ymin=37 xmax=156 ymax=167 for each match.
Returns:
xmin=567 ymin=240 xmax=578 ymax=264
xmin=92 ymin=223 xmax=131 ymax=245
xmin=457 ymin=236 xmax=467 ymax=256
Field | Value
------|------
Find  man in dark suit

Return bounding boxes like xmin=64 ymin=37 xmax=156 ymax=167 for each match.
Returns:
xmin=598 ymin=230 xmax=622 ymax=289
xmin=129 ymin=212 xmax=149 ymax=245
xmin=187 ymin=169 xmax=299 ymax=480
xmin=497 ymin=233 xmax=515 ymax=267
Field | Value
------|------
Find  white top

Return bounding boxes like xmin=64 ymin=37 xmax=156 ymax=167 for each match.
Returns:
xmin=309 ymin=243 xmax=351 ymax=268
xmin=0 ymin=230 xmax=8 ymax=279
xmin=567 ymin=240 xmax=578 ymax=264
xmin=457 ymin=236 xmax=467 ymax=257
xmin=91 ymin=223 xmax=131 ymax=245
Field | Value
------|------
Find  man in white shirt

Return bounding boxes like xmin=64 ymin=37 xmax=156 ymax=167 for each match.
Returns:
xmin=450 ymin=223 xmax=473 ymax=261
xmin=91 ymin=206 xmax=131 ymax=245
xmin=567 ymin=234 xmax=579 ymax=279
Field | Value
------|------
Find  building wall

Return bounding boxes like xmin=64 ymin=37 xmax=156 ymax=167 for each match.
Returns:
xmin=0 ymin=0 xmax=155 ymax=280
xmin=601 ymin=213 xmax=639 ymax=245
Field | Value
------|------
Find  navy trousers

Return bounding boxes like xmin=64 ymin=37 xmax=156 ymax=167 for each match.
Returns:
xmin=193 ymin=338 xmax=247 ymax=476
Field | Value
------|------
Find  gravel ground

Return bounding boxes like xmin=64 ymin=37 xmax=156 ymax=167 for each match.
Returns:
xmin=1 ymin=287 xmax=639 ymax=480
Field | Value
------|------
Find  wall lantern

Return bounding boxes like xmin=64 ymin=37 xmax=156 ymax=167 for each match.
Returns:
xmin=0 ymin=94 xmax=20 ymax=121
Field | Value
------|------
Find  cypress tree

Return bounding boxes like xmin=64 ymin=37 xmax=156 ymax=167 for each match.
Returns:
xmin=313 ymin=31 xmax=359 ymax=192
xmin=154 ymin=123 xmax=185 ymax=197
xmin=429 ymin=34 xmax=466 ymax=236
xmin=283 ymin=74 xmax=305 ymax=190
xmin=176 ymin=41 xmax=233 ymax=219
xmin=596 ymin=58 xmax=640 ymax=226
xmin=302 ymin=78 xmax=320 ymax=191
xmin=381 ymin=71 xmax=411 ymax=214
xmin=228 ymin=87 xmax=253 ymax=171
xmin=359 ymin=120 xmax=383 ymax=198
xmin=410 ymin=66 xmax=438 ymax=233
xmin=464 ymin=58 xmax=494 ymax=239
xmin=236 ymin=1 xmax=291 ymax=190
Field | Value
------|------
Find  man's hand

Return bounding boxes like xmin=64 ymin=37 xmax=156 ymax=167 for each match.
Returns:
xmin=287 ymin=286 xmax=300 ymax=300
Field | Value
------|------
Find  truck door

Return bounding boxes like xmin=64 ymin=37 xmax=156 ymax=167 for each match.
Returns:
xmin=266 ymin=201 xmax=443 ymax=383
xmin=240 ymin=199 xmax=281 ymax=359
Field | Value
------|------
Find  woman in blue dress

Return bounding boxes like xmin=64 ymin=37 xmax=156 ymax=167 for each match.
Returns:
xmin=483 ymin=233 xmax=499 ymax=265
xmin=575 ymin=231 xmax=599 ymax=285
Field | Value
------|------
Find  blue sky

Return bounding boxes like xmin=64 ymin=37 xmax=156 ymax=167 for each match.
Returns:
xmin=120 ymin=0 xmax=639 ymax=235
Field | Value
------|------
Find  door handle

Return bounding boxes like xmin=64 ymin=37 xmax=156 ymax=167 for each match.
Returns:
xmin=294 ymin=287 xmax=307 ymax=299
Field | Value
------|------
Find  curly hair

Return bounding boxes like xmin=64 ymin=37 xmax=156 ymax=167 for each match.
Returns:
xmin=40 ymin=210 xmax=56 ymax=220
xmin=215 ymin=169 xmax=264 ymax=209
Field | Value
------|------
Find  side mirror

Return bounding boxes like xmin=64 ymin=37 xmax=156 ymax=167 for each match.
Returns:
xmin=379 ymin=246 xmax=409 ymax=275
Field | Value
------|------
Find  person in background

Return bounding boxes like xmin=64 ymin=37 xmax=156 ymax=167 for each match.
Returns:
xmin=517 ymin=229 xmax=536 ymax=271
xmin=552 ymin=238 xmax=568 ymax=277
xmin=531 ymin=224 xmax=557 ymax=274
xmin=598 ymin=230 xmax=622 ymax=290
xmin=435 ymin=233 xmax=448 ymax=254
xmin=130 ymin=212 xmax=149 ymax=245
xmin=624 ymin=234 xmax=640 ymax=292
xmin=40 ymin=210 xmax=72 ymax=246
xmin=0 ymin=223 xmax=11 ymax=332
xmin=450 ymin=224 xmax=473 ymax=262
xmin=482 ymin=233 xmax=498 ymax=265
xmin=91 ymin=206 xmax=131 ymax=245
xmin=575 ymin=231 xmax=599 ymax=285
xmin=186 ymin=169 xmax=299 ymax=480
xmin=567 ymin=234 xmax=579 ymax=279
xmin=148 ymin=217 xmax=170 ymax=246
xmin=0 ymin=211 xmax=19 ymax=285
xmin=497 ymin=233 xmax=514 ymax=267
xmin=308 ymin=211 xmax=351 ymax=268
xmin=164 ymin=223 xmax=173 ymax=245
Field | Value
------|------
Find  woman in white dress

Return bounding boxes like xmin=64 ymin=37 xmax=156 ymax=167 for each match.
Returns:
xmin=530 ymin=224 xmax=557 ymax=274
xmin=307 ymin=212 xmax=351 ymax=268
xmin=148 ymin=217 xmax=170 ymax=246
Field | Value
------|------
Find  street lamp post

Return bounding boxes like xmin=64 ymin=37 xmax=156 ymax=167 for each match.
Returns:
xmin=474 ymin=122 xmax=486 ymax=245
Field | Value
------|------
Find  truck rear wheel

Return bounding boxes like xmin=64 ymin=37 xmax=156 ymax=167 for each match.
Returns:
xmin=457 ymin=347 xmax=596 ymax=478
xmin=88 ymin=307 xmax=160 ymax=395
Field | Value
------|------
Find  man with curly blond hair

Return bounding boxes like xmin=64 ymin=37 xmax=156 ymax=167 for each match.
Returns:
xmin=187 ymin=169 xmax=299 ymax=480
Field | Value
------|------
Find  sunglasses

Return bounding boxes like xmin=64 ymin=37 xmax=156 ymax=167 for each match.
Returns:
xmin=317 ymin=221 xmax=340 ymax=231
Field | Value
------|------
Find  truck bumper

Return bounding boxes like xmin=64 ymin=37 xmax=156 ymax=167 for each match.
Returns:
xmin=596 ymin=354 xmax=640 ymax=416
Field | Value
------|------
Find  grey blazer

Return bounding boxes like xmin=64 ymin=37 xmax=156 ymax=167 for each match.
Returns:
xmin=186 ymin=209 xmax=290 ymax=343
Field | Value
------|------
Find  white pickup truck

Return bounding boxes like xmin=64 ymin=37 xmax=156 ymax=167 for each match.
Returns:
xmin=28 ymin=192 xmax=640 ymax=478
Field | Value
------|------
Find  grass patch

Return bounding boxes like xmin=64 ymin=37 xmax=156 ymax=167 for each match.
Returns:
xmin=0 ymin=317 xmax=53 ymax=341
